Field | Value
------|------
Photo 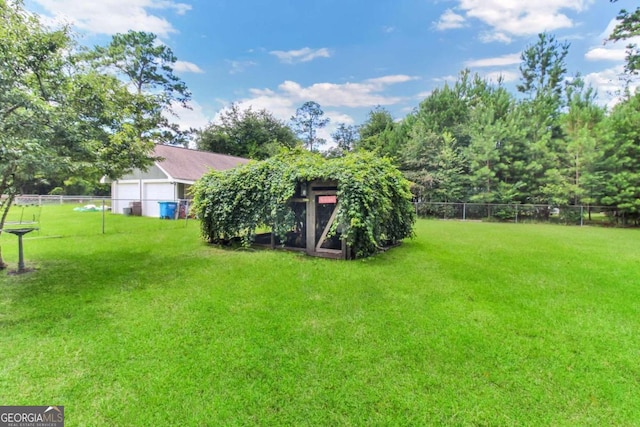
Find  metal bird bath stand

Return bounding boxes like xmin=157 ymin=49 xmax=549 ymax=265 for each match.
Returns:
xmin=1 ymin=227 xmax=38 ymax=273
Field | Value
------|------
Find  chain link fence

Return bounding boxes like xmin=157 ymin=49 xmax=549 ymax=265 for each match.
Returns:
xmin=4 ymin=195 xmax=196 ymax=236
xmin=13 ymin=195 xmax=193 ymax=217
xmin=414 ymin=202 xmax=625 ymax=226
xmin=3 ymin=196 xmax=633 ymax=233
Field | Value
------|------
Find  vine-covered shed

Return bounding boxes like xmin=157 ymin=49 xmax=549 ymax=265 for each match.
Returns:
xmin=192 ymin=150 xmax=415 ymax=259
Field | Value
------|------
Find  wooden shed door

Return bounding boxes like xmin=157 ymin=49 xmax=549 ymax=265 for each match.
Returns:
xmin=306 ymin=181 xmax=344 ymax=258
xmin=315 ymin=194 xmax=341 ymax=252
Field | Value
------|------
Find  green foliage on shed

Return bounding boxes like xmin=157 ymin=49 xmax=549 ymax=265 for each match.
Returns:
xmin=191 ymin=149 xmax=415 ymax=258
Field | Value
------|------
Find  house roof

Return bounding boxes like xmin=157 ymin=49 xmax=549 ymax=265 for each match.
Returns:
xmin=153 ymin=144 xmax=249 ymax=182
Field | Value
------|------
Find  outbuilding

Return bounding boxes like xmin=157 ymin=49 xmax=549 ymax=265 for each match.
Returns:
xmin=192 ymin=150 xmax=416 ymax=259
xmin=110 ymin=144 xmax=249 ymax=217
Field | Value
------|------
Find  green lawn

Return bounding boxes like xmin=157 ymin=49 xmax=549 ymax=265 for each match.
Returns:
xmin=1 ymin=206 xmax=639 ymax=425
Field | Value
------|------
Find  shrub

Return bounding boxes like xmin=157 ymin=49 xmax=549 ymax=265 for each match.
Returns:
xmin=49 ymin=187 xmax=65 ymax=195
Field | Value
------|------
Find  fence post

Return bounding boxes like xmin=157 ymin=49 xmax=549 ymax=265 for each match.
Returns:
xmin=580 ymin=205 xmax=584 ymax=227
xmin=102 ymin=199 xmax=106 ymax=234
xmin=463 ymin=203 xmax=466 ymax=221
xmin=515 ymin=204 xmax=518 ymax=224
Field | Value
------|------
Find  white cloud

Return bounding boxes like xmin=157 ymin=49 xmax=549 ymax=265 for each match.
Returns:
xmin=583 ymin=66 xmax=639 ymax=109
xmin=269 ymin=47 xmax=331 ymax=64
xmin=227 ymin=60 xmax=257 ymax=74
xmin=435 ymin=9 xmax=466 ymax=30
xmin=465 ymin=53 xmax=521 ymax=67
xmin=37 ymin=12 xmax=73 ymax=30
xmin=174 ymin=60 xmax=204 ymax=74
xmin=585 ymin=18 xmax=640 ymax=63
xmin=434 ymin=70 xmax=518 ymax=85
xmin=432 ymin=75 xmax=458 ymax=83
xmin=585 ymin=47 xmax=627 ymax=62
xmin=325 ymin=111 xmax=355 ymax=125
xmin=318 ymin=112 xmax=357 ymax=148
xmin=229 ymin=94 xmax=294 ymax=123
xmin=415 ymin=91 xmax=432 ymax=99
xmin=212 ymin=74 xmax=414 ymax=136
xmin=598 ymin=17 xmax=619 ymax=41
xmin=168 ymin=100 xmax=213 ymax=133
xmin=281 ymin=79 xmax=398 ymax=108
xmin=443 ymin=0 xmax=591 ymax=42
xmin=366 ymin=75 xmax=420 ymax=86
xmin=584 ymin=67 xmax=622 ymax=95
xmin=464 ymin=54 xmax=521 ymax=84
xmin=205 ymin=75 xmax=416 ymax=151
xmin=32 ymin=0 xmax=190 ymax=37
xmin=480 ymin=32 xmax=513 ymax=44
xmin=273 ymin=75 xmax=418 ymax=108
xmin=483 ymin=70 xmax=519 ymax=82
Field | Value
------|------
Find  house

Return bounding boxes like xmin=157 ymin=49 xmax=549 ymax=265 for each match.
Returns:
xmin=110 ymin=144 xmax=249 ymax=217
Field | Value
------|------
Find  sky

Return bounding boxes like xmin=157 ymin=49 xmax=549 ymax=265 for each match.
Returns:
xmin=22 ymin=0 xmax=640 ymax=144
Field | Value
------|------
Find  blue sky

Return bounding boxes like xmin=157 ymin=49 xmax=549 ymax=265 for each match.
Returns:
xmin=24 ymin=0 xmax=640 ymax=143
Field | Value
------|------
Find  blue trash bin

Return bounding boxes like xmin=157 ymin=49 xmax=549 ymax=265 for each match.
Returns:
xmin=158 ymin=201 xmax=178 ymax=219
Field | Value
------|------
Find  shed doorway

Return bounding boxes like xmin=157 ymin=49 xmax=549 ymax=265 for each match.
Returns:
xmin=305 ymin=181 xmax=347 ymax=259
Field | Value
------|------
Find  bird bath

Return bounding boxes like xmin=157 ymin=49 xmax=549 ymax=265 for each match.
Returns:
xmin=1 ymin=227 xmax=38 ymax=272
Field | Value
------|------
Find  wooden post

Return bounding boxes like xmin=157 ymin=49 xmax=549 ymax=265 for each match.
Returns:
xmin=306 ymin=183 xmax=315 ymax=256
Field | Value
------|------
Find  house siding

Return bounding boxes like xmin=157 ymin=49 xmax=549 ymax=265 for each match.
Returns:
xmin=119 ymin=164 xmax=167 ymax=180
xmin=111 ymin=145 xmax=248 ymax=217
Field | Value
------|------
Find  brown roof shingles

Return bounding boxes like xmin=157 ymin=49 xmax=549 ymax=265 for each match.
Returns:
xmin=153 ymin=144 xmax=249 ymax=182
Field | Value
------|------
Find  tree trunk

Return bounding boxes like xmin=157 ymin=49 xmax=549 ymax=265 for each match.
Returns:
xmin=0 ymin=193 xmax=16 ymax=269
xmin=0 ymin=244 xmax=7 ymax=270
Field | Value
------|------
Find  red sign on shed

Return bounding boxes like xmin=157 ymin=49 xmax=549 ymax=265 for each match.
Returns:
xmin=318 ymin=195 xmax=337 ymax=204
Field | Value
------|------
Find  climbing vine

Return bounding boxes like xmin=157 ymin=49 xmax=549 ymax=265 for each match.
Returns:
xmin=191 ymin=149 xmax=415 ymax=258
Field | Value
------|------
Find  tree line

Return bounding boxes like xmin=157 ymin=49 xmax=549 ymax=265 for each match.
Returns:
xmin=196 ymin=11 xmax=640 ymax=221
xmin=3 ymin=0 xmax=639 ymax=225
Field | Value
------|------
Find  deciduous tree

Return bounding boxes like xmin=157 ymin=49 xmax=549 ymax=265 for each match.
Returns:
xmin=355 ymin=107 xmax=401 ymax=157
xmin=0 ymin=1 xmax=187 ymax=268
xmin=197 ymin=104 xmax=299 ymax=159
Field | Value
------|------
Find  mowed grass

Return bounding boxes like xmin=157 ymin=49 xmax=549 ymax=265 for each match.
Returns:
xmin=1 ymin=205 xmax=640 ymax=426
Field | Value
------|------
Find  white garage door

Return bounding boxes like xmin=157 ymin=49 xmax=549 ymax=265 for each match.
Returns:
xmin=113 ymin=182 xmax=140 ymax=214
xmin=143 ymin=182 xmax=175 ymax=218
